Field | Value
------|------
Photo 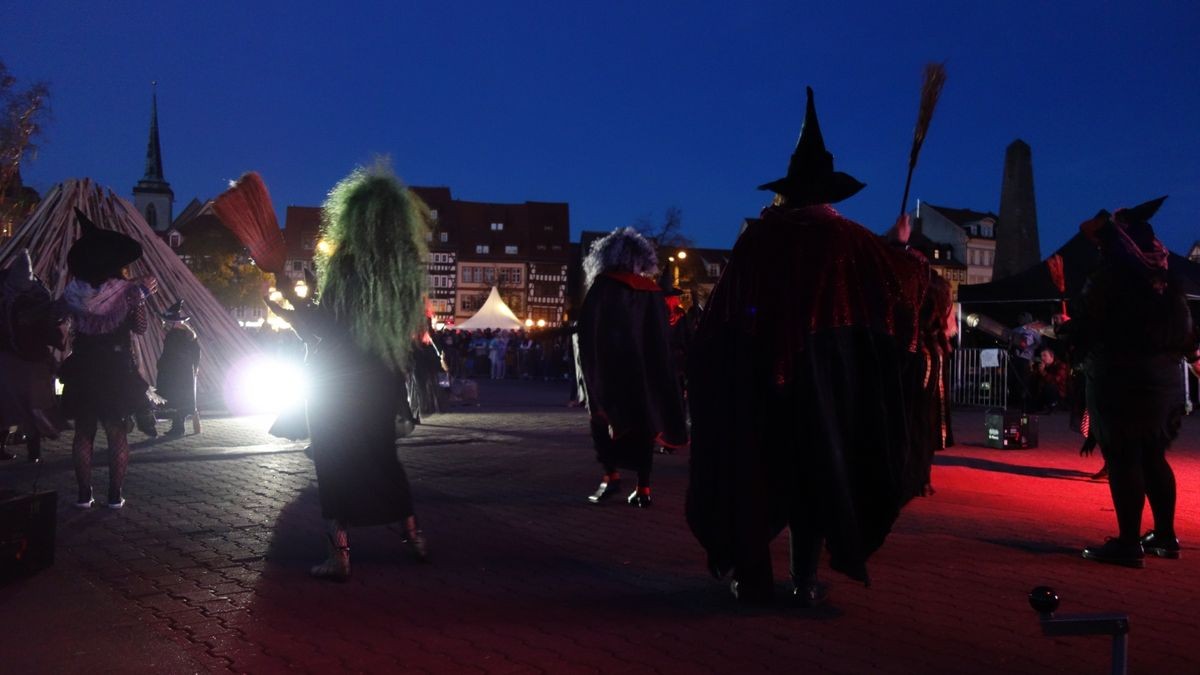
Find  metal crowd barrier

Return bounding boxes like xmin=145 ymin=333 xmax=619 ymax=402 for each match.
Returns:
xmin=951 ymin=347 xmax=1009 ymax=409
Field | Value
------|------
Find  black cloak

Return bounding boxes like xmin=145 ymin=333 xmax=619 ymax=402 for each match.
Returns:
xmin=306 ymin=312 xmax=415 ymax=526
xmin=685 ymin=204 xmax=929 ymax=583
xmin=156 ymin=327 xmax=200 ymax=412
xmin=577 ymin=272 xmax=688 ymax=468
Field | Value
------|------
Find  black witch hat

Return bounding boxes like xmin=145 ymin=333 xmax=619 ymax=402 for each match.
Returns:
xmin=160 ymin=299 xmax=190 ymax=323
xmin=758 ymin=87 xmax=866 ymax=206
xmin=67 ymin=208 xmax=144 ymax=285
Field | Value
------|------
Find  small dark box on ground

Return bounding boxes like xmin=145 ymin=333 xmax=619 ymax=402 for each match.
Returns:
xmin=0 ymin=490 xmax=57 ymax=582
xmin=984 ymin=410 xmax=1039 ymax=449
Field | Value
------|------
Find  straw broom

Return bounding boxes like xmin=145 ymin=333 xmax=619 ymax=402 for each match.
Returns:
xmin=899 ymin=63 xmax=948 ymax=217
xmin=212 ymin=172 xmax=287 ymax=274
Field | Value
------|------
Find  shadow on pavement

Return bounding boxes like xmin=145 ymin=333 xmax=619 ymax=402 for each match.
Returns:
xmin=934 ymin=454 xmax=1093 ymax=480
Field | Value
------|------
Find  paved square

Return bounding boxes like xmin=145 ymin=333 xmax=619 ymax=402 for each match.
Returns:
xmin=2 ymin=380 xmax=1197 ymax=673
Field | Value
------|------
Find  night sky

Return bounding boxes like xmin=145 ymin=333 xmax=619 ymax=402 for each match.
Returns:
xmin=4 ymin=1 xmax=1198 ymax=254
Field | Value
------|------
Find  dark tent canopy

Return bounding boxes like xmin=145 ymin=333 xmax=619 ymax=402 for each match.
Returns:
xmin=959 ymin=232 xmax=1200 ymax=309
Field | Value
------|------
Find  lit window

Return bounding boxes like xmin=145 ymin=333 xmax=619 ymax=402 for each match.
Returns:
xmin=505 ymin=245 xmax=518 ymax=254
xmin=430 ymin=209 xmax=439 ymax=221
xmin=490 ymin=222 xmax=504 ymax=231
xmin=933 ymin=250 xmax=940 ymax=259
xmin=707 ymin=263 xmax=720 ymax=277
xmin=476 ymin=245 xmax=490 ymax=254
xmin=440 ymin=232 xmax=448 ymax=243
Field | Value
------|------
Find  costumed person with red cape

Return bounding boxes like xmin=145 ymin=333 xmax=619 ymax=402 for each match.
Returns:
xmin=0 ymin=250 xmax=65 ymax=463
xmin=904 ymin=272 xmax=956 ymax=498
xmin=577 ymin=227 xmax=688 ymax=508
xmin=155 ymin=300 xmax=200 ymax=437
xmin=271 ymin=165 xmax=431 ymax=580
xmin=1069 ymin=198 xmax=1197 ymax=567
xmin=60 ymin=208 xmax=158 ymax=509
xmin=685 ymin=87 xmax=930 ymax=605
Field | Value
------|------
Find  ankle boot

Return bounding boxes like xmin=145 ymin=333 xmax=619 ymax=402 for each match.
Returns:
xmin=310 ymin=533 xmax=351 ymax=581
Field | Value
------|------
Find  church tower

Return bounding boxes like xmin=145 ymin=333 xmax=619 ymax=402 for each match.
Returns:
xmin=132 ymin=85 xmax=174 ymax=232
xmin=993 ymin=139 xmax=1041 ymax=279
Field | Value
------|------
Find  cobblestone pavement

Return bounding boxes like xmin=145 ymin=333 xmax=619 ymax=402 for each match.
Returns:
xmin=2 ymin=379 xmax=1198 ymax=673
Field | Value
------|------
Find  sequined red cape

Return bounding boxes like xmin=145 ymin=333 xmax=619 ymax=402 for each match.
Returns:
xmin=685 ymin=205 xmax=930 ymax=584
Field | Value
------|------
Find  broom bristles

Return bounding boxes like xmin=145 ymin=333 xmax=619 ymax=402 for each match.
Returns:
xmin=908 ymin=63 xmax=947 ymax=167
xmin=900 ymin=62 xmax=948 ymax=216
xmin=212 ymin=172 xmax=286 ymax=274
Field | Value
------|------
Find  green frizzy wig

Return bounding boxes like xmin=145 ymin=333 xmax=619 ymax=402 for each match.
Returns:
xmin=315 ymin=164 xmax=430 ymax=372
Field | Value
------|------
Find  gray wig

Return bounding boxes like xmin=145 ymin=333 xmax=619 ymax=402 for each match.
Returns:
xmin=583 ymin=227 xmax=659 ymax=289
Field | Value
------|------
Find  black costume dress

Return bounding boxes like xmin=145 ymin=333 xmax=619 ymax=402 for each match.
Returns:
xmin=306 ymin=314 xmax=415 ymax=526
xmin=577 ymin=272 xmax=688 ymax=472
xmin=60 ymin=282 xmax=151 ymax=426
xmin=156 ymin=327 xmax=200 ymax=416
xmin=1076 ymin=265 xmax=1194 ymax=455
xmin=686 ymin=205 xmax=929 ymax=584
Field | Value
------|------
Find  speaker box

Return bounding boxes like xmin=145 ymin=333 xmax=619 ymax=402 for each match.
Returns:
xmin=984 ymin=410 xmax=1039 ymax=449
xmin=0 ymin=490 xmax=57 ymax=581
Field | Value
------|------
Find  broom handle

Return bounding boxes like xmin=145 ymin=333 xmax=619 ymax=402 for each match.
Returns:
xmin=899 ymin=161 xmax=917 ymax=218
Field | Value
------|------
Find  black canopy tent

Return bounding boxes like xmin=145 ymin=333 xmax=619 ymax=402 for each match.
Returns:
xmin=958 ymin=232 xmax=1200 ymax=325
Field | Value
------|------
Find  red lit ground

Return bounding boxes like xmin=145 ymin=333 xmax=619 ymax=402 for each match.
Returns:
xmin=2 ymin=379 xmax=1196 ymax=673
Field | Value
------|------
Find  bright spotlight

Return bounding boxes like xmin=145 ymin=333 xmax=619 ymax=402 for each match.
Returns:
xmin=676 ymin=251 xmax=687 ymax=260
xmin=294 ymin=281 xmax=309 ymax=299
xmin=225 ymin=357 xmax=308 ymax=416
xmin=316 ymin=240 xmax=334 ymax=255
xmin=525 ymin=318 xmax=534 ymax=327
xmin=536 ymin=319 xmax=546 ymax=328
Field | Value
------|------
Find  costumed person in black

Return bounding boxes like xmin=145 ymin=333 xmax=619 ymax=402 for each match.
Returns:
xmin=0 ymin=250 xmax=65 ymax=463
xmin=686 ymin=88 xmax=930 ymax=605
xmin=155 ymin=300 xmax=200 ymax=437
xmin=272 ymin=165 xmax=431 ymax=581
xmin=60 ymin=208 xmax=158 ymax=509
xmin=577 ymin=227 xmax=688 ymax=508
xmin=905 ymin=272 xmax=956 ymax=498
xmin=1069 ymin=199 xmax=1197 ymax=567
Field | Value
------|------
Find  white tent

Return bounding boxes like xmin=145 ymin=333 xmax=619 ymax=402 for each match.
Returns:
xmin=454 ymin=286 xmax=523 ymax=330
xmin=0 ymin=179 xmax=261 ymax=396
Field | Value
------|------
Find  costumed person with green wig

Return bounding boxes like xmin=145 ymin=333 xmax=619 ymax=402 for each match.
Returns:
xmin=268 ymin=165 xmax=431 ymax=581
xmin=60 ymin=208 xmax=158 ymax=509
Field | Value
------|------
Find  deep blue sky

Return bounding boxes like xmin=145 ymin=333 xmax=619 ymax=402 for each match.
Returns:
xmin=4 ymin=1 xmax=1199 ymax=254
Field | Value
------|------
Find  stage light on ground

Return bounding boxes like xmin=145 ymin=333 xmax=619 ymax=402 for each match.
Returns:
xmin=536 ymin=319 xmax=546 ymax=328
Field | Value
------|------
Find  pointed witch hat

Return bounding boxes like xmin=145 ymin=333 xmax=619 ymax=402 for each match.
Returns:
xmin=67 ymin=207 xmax=144 ymax=284
xmin=160 ymin=299 xmax=190 ymax=323
xmin=758 ymin=87 xmax=866 ymax=206
xmin=1080 ymin=196 xmax=1169 ymax=272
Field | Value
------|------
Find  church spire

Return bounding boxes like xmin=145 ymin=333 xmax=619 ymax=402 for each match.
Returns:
xmin=142 ymin=82 xmax=165 ymax=181
xmin=133 ymin=82 xmax=174 ymax=231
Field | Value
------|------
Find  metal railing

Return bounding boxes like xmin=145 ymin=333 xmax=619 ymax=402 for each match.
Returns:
xmin=951 ymin=347 xmax=1009 ymax=409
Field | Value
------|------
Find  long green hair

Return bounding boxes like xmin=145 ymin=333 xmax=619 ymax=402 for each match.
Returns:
xmin=315 ymin=163 xmax=429 ymax=372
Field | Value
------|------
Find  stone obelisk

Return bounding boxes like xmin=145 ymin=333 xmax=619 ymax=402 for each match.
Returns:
xmin=993 ymin=139 xmax=1041 ymax=279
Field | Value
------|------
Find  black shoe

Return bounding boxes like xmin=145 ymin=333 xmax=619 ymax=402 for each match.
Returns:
xmin=1082 ymin=538 xmax=1145 ymax=568
xmin=587 ymin=479 xmax=621 ymax=504
xmin=792 ymin=580 xmax=831 ymax=608
xmin=135 ymin=411 xmax=158 ymax=438
xmin=165 ymin=425 xmax=185 ymax=438
xmin=1141 ymin=531 xmax=1181 ymax=559
xmin=626 ymin=490 xmax=652 ymax=508
xmin=730 ymin=579 xmax=772 ymax=604
xmin=1090 ymin=466 xmax=1109 ymax=481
